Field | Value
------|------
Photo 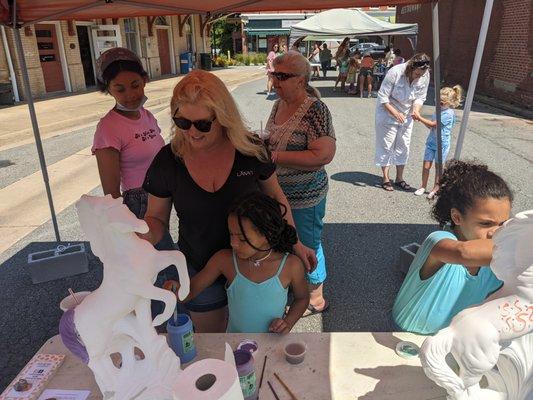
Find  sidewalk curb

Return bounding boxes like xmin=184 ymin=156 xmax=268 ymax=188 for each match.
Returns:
xmin=474 ymin=94 xmax=533 ymax=120
xmin=0 ymin=97 xmax=173 ymax=149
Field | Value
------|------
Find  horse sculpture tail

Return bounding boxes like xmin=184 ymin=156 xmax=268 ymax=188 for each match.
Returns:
xmin=420 ymin=327 xmax=466 ymax=400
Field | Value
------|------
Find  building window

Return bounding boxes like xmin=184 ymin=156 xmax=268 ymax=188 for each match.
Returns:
xmin=185 ymin=18 xmax=193 ymax=52
xmin=124 ymin=18 xmax=139 ymax=55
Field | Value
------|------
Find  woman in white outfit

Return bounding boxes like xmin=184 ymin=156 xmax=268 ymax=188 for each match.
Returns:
xmin=374 ymin=53 xmax=430 ymax=191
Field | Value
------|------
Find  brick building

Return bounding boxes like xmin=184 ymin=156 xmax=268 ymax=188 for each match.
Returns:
xmin=0 ymin=15 xmax=210 ymax=101
xmin=395 ymin=0 xmax=532 ymax=110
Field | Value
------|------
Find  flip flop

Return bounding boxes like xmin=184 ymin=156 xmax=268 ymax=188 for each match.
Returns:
xmin=381 ymin=181 xmax=394 ymax=191
xmin=302 ymin=300 xmax=329 ymax=317
xmin=395 ymin=180 xmax=412 ymax=191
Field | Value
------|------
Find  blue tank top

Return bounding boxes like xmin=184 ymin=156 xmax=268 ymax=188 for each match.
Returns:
xmin=226 ymin=251 xmax=289 ymax=333
xmin=393 ymin=230 xmax=503 ymax=334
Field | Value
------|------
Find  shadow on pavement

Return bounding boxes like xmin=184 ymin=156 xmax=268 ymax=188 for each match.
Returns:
xmin=331 ymin=171 xmax=383 ymax=188
xmin=354 ymin=364 xmax=443 ymax=399
xmin=321 ymin=222 xmax=436 ymax=332
xmin=0 ymin=241 xmax=102 ymax=391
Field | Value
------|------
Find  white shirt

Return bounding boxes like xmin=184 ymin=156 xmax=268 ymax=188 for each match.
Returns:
xmin=377 ymin=63 xmax=430 ymax=115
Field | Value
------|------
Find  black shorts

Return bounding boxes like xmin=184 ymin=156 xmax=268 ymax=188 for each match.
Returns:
xmin=359 ymin=68 xmax=373 ymax=78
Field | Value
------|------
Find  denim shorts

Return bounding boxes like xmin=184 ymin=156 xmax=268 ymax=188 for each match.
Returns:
xmin=424 ymin=143 xmax=450 ymax=163
xmin=291 ymin=196 xmax=327 ymax=285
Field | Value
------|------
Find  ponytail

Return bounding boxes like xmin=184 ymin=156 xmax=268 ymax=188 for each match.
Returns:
xmin=440 ymin=85 xmax=464 ymax=109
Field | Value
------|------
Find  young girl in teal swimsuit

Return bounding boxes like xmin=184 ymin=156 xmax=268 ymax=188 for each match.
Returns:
xmin=176 ymin=191 xmax=309 ymax=333
xmin=393 ymin=160 xmax=513 ymax=334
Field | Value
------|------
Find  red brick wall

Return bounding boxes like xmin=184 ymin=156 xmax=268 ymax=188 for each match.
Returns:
xmin=395 ymin=0 xmax=532 ymax=110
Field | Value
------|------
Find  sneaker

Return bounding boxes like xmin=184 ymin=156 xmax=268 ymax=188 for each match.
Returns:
xmin=427 ymin=190 xmax=437 ymax=200
xmin=414 ymin=188 xmax=426 ymax=196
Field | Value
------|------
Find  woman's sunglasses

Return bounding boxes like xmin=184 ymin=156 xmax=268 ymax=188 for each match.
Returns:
xmin=413 ymin=60 xmax=430 ymax=70
xmin=172 ymin=109 xmax=216 ymax=133
xmin=270 ymin=71 xmax=299 ymax=81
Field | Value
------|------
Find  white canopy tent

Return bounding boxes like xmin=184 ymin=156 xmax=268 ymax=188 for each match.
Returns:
xmin=289 ymin=8 xmax=418 ymax=47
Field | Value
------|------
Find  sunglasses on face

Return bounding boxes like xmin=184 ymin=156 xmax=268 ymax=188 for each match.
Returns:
xmin=270 ymin=71 xmax=299 ymax=81
xmin=172 ymin=109 xmax=216 ymax=133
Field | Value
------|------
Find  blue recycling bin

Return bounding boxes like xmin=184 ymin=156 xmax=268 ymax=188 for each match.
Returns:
xmin=180 ymin=52 xmax=193 ymax=74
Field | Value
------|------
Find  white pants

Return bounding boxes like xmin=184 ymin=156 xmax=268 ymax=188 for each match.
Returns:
xmin=374 ymin=110 xmax=414 ymax=167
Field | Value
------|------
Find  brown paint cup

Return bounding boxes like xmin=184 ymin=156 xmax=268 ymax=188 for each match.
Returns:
xmin=284 ymin=342 xmax=307 ymax=365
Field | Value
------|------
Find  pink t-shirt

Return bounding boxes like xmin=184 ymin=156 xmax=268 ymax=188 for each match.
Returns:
xmin=92 ymin=108 xmax=165 ymax=192
xmin=267 ymin=51 xmax=277 ymax=72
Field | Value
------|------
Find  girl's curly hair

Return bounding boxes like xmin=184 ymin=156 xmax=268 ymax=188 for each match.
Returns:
xmin=432 ymin=160 xmax=513 ymax=227
xmin=228 ymin=191 xmax=297 ymax=254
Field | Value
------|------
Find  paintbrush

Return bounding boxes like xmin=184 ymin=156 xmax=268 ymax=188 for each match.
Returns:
xmin=274 ymin=372 xmax=298 ymax=400
xmin=259 ymin=355 xmax=267 ymax=388
xmin=68 ymin=288 xmax=80 ymax=305
xmin=267 ymin=380 xmax=280 ymax=400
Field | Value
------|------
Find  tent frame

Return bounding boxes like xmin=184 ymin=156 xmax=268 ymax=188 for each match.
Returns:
xmin=6 ymin=0 xmax=495 ymax=244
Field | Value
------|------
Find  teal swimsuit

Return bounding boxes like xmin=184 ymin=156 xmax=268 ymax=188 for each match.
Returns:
xmin=393 ymin=231 xmax=502 ymax=334
xmin=226 ymin=252 xmax=289 ymax=333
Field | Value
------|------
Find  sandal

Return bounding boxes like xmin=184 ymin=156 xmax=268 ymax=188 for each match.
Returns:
xmin=302 ymin=300 xmax=329 ymax=318
xmin=395 ymin=180 xmax=412 ymax=191
xmin=381 ymin=181 xmax=394 ymax=191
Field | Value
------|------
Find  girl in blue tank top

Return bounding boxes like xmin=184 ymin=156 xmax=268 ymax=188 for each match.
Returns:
xmin=393 ymin=160 xmax=513 ymax=334
xmin=178 ymin=191 xmax=309 ymax=333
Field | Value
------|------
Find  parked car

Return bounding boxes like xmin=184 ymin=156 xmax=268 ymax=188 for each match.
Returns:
xmin=350 ymin=42 xmax=387 ymax=59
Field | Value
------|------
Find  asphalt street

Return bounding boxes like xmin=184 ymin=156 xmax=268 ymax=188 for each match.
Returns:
xmin=0 ymin=73 xmax=531 ymax=390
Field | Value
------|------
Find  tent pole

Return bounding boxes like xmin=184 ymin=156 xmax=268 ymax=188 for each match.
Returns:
xmin=454 ymin=0 xmax=494 ymax=159
xmin=431 ymin=1 xmax=443 ymax=178
xmin=13 ymin=28 xmax=61 ymax=242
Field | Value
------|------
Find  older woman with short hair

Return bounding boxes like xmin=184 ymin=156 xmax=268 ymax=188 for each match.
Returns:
xmin=375 ymin=52 xmax=431 ymax=191
xmin=266 ymin=51 xmax=336 ymax=316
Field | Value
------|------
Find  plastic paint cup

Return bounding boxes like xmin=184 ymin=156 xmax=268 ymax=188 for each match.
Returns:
xmin=234 ymin=349 xmax=258 ymax=400
xmin=395 ymin=341 xmax=420 ymax=358
xmin=284 ymin=341 xmax=307 ymax=365
xmin=167 ymin=313 xmax=197 ymax=364
xmin=59 ymin=291 xmax=91 ymax=312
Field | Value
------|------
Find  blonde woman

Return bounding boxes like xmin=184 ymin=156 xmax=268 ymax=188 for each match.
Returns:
xmin=141 ymin=70 xmax=315 ymax=333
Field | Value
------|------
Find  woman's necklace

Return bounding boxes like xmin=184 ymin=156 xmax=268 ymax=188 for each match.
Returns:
xmin=249 ymin=249 xmax=272 ymax=268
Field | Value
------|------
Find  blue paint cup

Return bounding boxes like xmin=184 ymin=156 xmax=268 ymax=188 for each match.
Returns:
xmin=166 ymin=313 xmax=197 ymax=364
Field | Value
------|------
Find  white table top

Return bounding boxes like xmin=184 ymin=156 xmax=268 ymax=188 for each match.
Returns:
xmin=28 ymin=332 xmax=446 ymax=400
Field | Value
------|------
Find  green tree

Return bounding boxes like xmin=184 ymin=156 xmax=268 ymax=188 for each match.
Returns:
xmin=211 ymin=18 xmax=239 ymax=56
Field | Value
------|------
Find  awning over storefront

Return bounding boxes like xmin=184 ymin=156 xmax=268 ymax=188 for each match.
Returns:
xmin=244 ymin=29 xmax=290 ymax=36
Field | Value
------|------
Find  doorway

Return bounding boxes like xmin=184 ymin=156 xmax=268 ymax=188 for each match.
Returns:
xmin=35 ymin=24 xmax=65 ymax=92
xmin=156 ymin=28 xmax=171 ymax=75
xmin=76 ymin=25 xmax=95 ymax=87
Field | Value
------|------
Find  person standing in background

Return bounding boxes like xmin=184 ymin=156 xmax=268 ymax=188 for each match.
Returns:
xmin=319 ymin=43 xmax=333 ymax=78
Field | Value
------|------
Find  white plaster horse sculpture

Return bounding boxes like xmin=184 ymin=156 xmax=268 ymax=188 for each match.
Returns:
xmin=420 ymin=210 xmax=533 ymax=400
xmin=60 ymin=194 xmax=190 ymax=399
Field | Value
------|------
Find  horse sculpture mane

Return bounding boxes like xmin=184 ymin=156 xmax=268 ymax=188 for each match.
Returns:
xmin=420 ymin=210 xmax=533 ymax=400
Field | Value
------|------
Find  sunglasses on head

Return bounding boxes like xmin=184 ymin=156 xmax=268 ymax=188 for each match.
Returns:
xmin=270 ymin=71 xmax=299 ymax=81
xmin=172 ymin=108 xmax=216 ymax=133
xmin=413 ymin=60 xmax=430 ymax=69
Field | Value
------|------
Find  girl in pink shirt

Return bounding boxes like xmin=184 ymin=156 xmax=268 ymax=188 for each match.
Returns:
xmin=92 ymin=47 xmax=165 ymax=219
xmin=92 ymin=47 xmax=174 ymax=326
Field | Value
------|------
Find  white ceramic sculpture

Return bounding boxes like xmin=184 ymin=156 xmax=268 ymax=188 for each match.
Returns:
xmin=61 ymin=194 xmax=191 ymax=399
xmin=420 ymin=210 xmax=533 ymax=400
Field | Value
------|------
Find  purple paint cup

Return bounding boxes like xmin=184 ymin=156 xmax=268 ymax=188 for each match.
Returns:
xmin=234 ymin=349 xmax=258 ymax=400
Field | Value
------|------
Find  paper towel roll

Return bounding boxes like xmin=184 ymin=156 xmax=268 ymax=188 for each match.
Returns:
xmin=173 ymin=358 xmax=244 ymax=400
